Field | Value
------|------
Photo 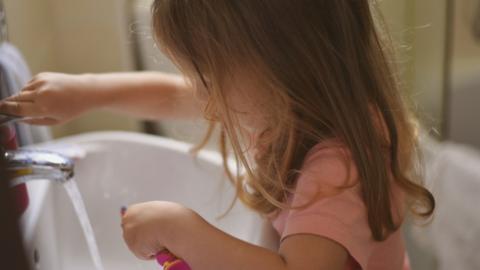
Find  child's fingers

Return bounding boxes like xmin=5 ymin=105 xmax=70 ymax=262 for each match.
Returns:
xmin=121 ymin=222 xmax=161 ymax=261
xmin=4 ymin=91 xmax=38 ymax=102
xmin=126 ymin=245 xmax=147 ymax=260
xmin=21 ymin=117 xmax=58 ymax=126
xmin=22 ymin=79 xmax=44 ymax=91
xmin=137 ymin=249 xmax=157 ymax=261
xmin=0 ymin=101 xmax=39 ymax=117
xmin=123 ymin=233 xmax=155 ymax=261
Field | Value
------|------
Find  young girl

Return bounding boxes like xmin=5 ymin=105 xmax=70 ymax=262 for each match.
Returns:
xmin=0 ymin=1 xmax=434 ymax=269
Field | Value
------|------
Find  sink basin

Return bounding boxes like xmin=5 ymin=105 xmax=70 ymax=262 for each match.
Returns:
xmin=22 ymin=131 xmax=273 ymax=270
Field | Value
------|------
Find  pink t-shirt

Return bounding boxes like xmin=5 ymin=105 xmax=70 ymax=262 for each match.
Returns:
xmin=269 ymin=140 xmax=410 ymax=270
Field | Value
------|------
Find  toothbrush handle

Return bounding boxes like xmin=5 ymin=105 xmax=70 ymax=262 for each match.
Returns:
xmin=156 ymin=250 xmax=191 ymax=270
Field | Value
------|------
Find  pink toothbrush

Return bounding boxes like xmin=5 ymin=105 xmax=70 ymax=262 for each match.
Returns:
xmin=120 ymin=206 xmax=192 ymax=270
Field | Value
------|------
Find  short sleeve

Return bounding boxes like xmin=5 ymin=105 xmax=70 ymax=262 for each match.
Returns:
xmin=280 ymin=144 xmax=374 ymax=269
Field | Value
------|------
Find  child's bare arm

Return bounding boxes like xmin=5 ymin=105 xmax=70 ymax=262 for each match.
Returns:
xmin=167 ymin=209 xmax=348 ymax=270
xmin=0 ymin=72 xmax=202 ymax=125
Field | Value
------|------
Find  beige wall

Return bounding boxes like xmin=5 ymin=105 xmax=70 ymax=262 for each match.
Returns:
xmin=411 ymin=0 xmax=448 ymax=135
xmin=380 ymin=0 xmax=447 ymax=135
xmin=48 ymin=0 xmax=134 ymax=73
xmin=3 ymin=0 xmax=58 ymax=74
xmin=4 ymin=0 xmax=134 ymax=73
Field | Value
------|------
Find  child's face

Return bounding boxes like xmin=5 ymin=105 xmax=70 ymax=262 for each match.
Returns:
xmin=223 ymin=73 xmax=270 ymax=135
xmin=194 ymin=71 xmax=269 ymax=135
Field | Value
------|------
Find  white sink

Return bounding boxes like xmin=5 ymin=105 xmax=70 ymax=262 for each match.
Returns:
xmin=22 ymin=131 xmax=273 ymax=270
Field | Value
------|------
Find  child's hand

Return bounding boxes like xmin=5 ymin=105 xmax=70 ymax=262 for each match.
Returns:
xmin=0 ymin=72 xmax=95 ymax=125
xmin=121 ymin=201 xmax=195 ymax=260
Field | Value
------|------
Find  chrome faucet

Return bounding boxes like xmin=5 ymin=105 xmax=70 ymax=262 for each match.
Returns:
xmin=3 ymin=149 xmax=74 ymax=187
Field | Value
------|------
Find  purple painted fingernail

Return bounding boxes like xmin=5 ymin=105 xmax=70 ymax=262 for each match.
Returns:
xmin=120 ymin=206 xmax=127 ymax=216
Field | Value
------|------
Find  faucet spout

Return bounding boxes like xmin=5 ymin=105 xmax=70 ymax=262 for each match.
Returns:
xmin=3 ymin=149 xmax=74 ymax=186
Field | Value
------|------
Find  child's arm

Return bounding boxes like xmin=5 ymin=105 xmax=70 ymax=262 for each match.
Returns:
xmin=85 ymin=72 xmax=202 ymax=120
xmin=122 ymin=201 xmax=348 ymax=270
xmin=0 ymin=72 xmax=201 ymax=125
xmin=169 ymin=210 xmax=348 ymax=270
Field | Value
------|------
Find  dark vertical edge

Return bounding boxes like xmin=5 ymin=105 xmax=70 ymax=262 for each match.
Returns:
xmin=441 ymin=0 xmax=455 ymax=141
xmin=0 ymin=152 xmax=31 ymax=269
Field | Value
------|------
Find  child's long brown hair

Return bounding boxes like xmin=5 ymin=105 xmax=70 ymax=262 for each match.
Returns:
xmin=152 ymin=0 xmax=435 ymax=241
